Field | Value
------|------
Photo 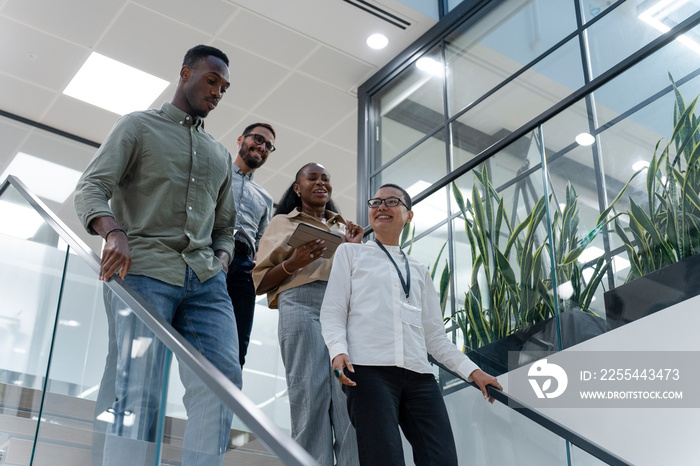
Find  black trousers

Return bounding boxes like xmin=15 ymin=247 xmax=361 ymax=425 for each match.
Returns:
xmin=226 ymin=253 xmax=256 ymax=367
xmin=343 ymin=365 xmax=458 ymax=466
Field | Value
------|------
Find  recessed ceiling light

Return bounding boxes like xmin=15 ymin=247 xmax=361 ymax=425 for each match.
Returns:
xmin=1 ymin=152 xmax=82 ymax=203
xmin=64 ymin=52 xmax=169 ymax=115
xmin=416 ymin=57 xmax=444 ymax=77
xmin=367 ymin=33 xmax=389 ymax=50
xmin=632 ymin=160 xmax=650 ymax=171
xmin=575 ymin=132 xmax=595 ymax=146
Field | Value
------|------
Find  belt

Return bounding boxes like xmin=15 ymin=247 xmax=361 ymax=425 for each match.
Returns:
xmin=234 ymin=240 xmax=254 ymax=258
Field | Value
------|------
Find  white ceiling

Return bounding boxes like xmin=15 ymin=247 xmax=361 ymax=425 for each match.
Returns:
xmin=0 ymin=0 xmax=437 ymax=249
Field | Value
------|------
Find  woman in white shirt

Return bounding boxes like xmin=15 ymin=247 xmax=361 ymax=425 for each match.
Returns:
xmin=320 ymin=183 xmax=501 ymax=466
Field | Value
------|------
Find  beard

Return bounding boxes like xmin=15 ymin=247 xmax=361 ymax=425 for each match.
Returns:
xmin=239 ymin=147 xmax=266 ymax=169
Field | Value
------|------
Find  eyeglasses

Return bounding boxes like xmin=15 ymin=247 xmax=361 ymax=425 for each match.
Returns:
xmin=244 ymin=133 xmax=276 ymax=152
xmin=367 ymin=197 xmax=408 ymax=209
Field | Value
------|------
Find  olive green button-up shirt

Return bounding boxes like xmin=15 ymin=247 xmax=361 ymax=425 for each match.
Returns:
xmin=74 ymin=102 xmax=236 ymax=286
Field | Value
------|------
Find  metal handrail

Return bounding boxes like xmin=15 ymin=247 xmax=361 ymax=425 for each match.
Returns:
xmin=432 ymin=359 xmax=633 ymax=466
xmin=0 ymin=175 xmax=319 ymax=466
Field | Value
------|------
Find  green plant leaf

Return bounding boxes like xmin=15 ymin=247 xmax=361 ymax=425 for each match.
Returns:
xmin=439 ymin=261 xmax=450 ymax=318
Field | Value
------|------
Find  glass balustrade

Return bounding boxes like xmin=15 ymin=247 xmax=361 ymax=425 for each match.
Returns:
xmin=0 ymin=177 xmax=316 ymax=465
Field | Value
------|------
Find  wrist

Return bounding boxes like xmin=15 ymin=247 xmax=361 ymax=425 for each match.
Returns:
xmin=281 ymin=260 xmax=294 ymax=275
xmin=105 ymin=228 xmax=126 ymax=241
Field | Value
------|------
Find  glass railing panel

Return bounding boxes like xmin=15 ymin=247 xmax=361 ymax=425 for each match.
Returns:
xmin=445 ymin=0 xmax=577 ymax=117
xmin=0 ymin=182 xmax=70 ymax=466
xmin=30 ymin=250 xmax=110 ymax=466
xmin=2 ymin=176 xmax=318 ymax=465
xmin=441 ymin=380 xmax=571 ymax=466
xmin=164 ymin=358 xmax=285 ymax=466
xmin=371 ymin=44 xmax=444 ymax=169
xmin=26 ymin=249 xmax=290 ymax=466
xmin=570 ymin=444 xmax=610 ymax=466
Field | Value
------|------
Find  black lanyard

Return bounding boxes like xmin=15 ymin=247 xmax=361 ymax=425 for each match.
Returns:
xmin=375 ymin=239 xmax=410 ymax=300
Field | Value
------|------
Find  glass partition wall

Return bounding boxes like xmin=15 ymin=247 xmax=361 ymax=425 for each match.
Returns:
xmin=359 ymin=0 xmax=700 ymax=372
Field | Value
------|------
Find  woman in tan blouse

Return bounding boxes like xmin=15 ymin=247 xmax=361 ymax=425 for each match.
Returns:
xmin=253 ymin=162 xmax=363 ymax=466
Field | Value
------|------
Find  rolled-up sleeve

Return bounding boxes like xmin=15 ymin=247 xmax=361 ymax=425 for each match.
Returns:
xmin=74 ymin=115 xmax=139 ymax=235
xmin=320 ymin=243 xmax=353 ymax=360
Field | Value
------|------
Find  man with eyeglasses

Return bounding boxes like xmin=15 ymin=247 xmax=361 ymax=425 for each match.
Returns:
xmin=227 ymin=123 xmax=276 ymax=368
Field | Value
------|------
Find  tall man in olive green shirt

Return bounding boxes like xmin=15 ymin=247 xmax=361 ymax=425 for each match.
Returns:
xmin=75 ymin=45 xmax=240 ymax=466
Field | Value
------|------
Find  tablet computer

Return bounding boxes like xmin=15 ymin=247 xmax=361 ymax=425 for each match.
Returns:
xmin=287 ymin=223 xmax=344 ymax=258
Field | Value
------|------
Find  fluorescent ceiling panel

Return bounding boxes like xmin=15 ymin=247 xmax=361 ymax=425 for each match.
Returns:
xmin=1 ymin=152 xmax=82 ymax=203
xmin=0 ymin=200 xmax=44 ymax=239
xmin=64 ymin=52 xmax=169 ymax=115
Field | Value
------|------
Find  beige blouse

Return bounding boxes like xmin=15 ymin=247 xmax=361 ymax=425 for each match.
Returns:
xmin=252 ymin=208 xmax=348 ymax=309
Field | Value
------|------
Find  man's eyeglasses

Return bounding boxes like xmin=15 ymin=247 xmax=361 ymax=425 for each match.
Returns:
xmin=367 ymin=197 xmax=408 ymax=209
xmin=244 ymin=133 xmax=276 ymax=152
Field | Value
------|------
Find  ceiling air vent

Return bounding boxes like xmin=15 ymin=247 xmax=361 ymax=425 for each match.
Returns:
xmin=343 ymin=0 xmax=411 ymax=29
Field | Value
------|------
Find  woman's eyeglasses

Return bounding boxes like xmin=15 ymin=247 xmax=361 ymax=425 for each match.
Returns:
xmin=367 ymin=197 xmax=408 ymax=209
xmin=244 ymin=133 xmax=276 ymax=152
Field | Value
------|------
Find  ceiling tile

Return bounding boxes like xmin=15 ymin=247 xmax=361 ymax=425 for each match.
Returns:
xmin=229 ymin=0 xmax=436 ymax=68
xmin=96 ymin=3 xmax=210 ymax=81
xmin=210 ymin=39 xmax=292 ymax=110
xmin=199 ymin=102 xmax=248 ymax=143
xmin=0 ymin=17 xmax=89 ymax=91
xmin=219 ymin=9 xmax=318 ymax=69
xmin=0 ymin=118 xmax=32 ymax=174
xmin=298 ymin=46 xmax=375 ymax=93
xmin=253 ymin=73 xmax=356 ymax=136
xmin=2 ymin=0 xmax=127 ymax=46
xmin=41 ymin=95 xmax=121 ymax=144
xmin=321 ymin=111 xmax=359 ymax=153
xmin=0 ymin=74 xmax=58 ymax=121
xmin=15 ymin=129 xmax=99 ymax=172
xmin=134 ymin=0 xmax=238 ymax=34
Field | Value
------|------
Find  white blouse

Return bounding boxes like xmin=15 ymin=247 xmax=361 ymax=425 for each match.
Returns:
xmin=320 ymin=241 xmax=479 ymax=381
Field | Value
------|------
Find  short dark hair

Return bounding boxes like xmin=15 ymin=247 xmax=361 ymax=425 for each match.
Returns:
xmin=274 ymin=163 xmax=340 ymax=216
xmin=183 ymin=45 xmax=229 ymax=68
xmin=378 ymin=183 xmax=412 ymax=210
xmin=242 ymin=122 xmax=276 ymax=139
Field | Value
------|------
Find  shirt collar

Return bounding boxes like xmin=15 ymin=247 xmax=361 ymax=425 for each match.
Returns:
xmin=233 ymin=163 xmax=255 ymax=181
xmin=161 ymin=102 xmax=204 ymax=130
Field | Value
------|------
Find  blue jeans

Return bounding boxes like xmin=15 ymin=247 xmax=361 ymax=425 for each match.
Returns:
xmin=104 ymin=268 xmax=241 ymax=466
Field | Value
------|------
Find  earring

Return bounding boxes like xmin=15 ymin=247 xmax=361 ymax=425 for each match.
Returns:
xmin=296 ymin=192 xmax=301 ymax=197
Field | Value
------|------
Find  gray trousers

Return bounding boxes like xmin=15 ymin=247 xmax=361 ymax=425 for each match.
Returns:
xmin=278 ymin=281 xmax=359 ymax=466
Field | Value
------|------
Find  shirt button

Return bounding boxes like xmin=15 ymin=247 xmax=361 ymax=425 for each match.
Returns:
xmin=179 ymin=121 xmax=183 ymax=124
xmin=193 ymin=150 xmax=197 ymax=155
xmin=188 ymin=206 xmax=193 ymax=211
xmin=191 ymin=177 xmax=195 ymax=182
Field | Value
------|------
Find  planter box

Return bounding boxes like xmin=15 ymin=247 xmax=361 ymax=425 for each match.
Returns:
xmin=465 ymin=309 xmax=608 ymax=376
xmin=604 ymin=253 xmax=700 ymax=330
